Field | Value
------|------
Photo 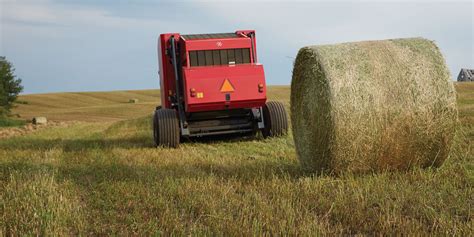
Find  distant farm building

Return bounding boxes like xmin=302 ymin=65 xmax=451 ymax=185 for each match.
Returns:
xmin=457 ymin=68 xmax=474 ymax=82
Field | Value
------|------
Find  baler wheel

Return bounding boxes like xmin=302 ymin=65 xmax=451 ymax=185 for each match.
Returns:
xmin=262 ymin=101 xmax=288 ymax=138
xmin=153 ymin=108 xmax=180 ymax=148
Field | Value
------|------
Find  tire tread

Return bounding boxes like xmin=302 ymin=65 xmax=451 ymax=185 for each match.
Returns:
xmin=153 ymin=108 xmax=180 ymax=148
xmin=262 ymin=101 xmax=288 ymax=138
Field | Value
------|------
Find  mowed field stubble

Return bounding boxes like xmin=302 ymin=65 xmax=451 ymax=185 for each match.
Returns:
xmin=1 ymin=85 xmax=472 ymax=235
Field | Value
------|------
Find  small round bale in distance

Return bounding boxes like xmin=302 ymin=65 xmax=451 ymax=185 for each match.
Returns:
xmin=291 ymin=38 xmax=457 ymax=174
xmin=32 ymin=117 xmax=47 ymax=125
xmin=129 ymin=98 xmax=139 ymax=103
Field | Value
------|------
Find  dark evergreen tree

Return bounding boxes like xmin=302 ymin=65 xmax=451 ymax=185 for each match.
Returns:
xmin=0 ymin=57 xmax=23 ymax=116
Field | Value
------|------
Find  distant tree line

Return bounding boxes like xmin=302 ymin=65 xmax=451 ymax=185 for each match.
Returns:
xmin=0 ymin=56 xmax=23 ymax=116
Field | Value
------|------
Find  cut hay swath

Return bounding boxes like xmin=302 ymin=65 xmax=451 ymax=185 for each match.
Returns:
xmin=291 ymin=38 xmax=458 ymax=174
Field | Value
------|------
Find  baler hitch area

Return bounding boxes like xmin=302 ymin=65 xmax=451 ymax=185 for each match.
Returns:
xmin=153 ymin=30 xmax=288 ymax=148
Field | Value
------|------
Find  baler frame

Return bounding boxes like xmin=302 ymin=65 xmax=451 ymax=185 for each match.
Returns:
xmin=169 ymin=35 xmax=189 ymax=136
xmin=153 ymin=30 xmax=288 ymax=147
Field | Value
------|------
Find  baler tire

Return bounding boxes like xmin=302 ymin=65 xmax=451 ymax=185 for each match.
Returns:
xmin=262 ymin=101 xmax=288 ymax=138
xmin=153 ymin=108 xmax=180 ymax=148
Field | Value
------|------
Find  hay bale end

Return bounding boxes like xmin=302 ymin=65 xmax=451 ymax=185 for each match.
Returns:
xmin=291 ymin=38 xmax=458 ymax=174
xmin=32 ymin=117 xmax=47 ymax=125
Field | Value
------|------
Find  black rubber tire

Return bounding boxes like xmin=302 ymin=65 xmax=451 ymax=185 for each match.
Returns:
xmin=153 ymin=108 xmax=180 ymax=148
xmin=262 ymin=101 xmax=288 ymax=138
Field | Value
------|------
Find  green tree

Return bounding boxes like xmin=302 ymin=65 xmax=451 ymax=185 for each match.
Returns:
xmin=0 ymin=56 xmax=23 ymax=116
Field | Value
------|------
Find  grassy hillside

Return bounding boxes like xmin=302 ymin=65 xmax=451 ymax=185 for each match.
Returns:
xmin=11 ymin=90 xmax=160 ymax=122
xmin=1 ymin=84 xmax=472 ymax=235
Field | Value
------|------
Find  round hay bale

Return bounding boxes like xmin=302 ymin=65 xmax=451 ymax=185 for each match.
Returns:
xmin=32 ymin=117 xmax=47 ymax=125
xmin=129 ymin=98 xmax=139 ymax=103
xmin=291 ymin=38 xmax=458 ymax=174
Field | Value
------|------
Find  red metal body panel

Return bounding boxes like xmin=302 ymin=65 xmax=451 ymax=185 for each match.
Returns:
xmin=183 ymin=38 xmax=255 ymax=67
xmin=236 ymin=30 xmax=258 ymax=61
xmin=158 ymin=33 xmax=180 ymax=109
xmin=158 ymin=30 xmax=265 ymax=113
xmin=184 ymin=38 xmax=252 ymax=51
xmin=183 ymin=64 xmax=266 ymax=112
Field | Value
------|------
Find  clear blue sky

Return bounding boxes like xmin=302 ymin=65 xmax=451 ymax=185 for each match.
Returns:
xmin=1 ymin=0 xmax=473 ymax=94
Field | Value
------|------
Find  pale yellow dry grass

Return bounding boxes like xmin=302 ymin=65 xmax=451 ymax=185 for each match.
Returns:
xmin=13 ymin=90 xmax=161 ymax=122
xmin=0 ymin=86 xmax=472 ymax=235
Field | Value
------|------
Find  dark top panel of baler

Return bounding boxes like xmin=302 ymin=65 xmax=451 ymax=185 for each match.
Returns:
xmin=181 ymin=33 xmax=239 ymax=40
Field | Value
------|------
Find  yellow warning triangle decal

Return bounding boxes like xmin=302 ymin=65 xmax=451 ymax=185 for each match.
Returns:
xmin=220 ymin=79 xmax=234 ymax=93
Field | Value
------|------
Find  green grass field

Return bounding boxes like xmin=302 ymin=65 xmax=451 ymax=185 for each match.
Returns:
xmin=1 ymin=84 xmax=472 ymax=235
xmin=0 ymin=117 xmax=25 ymax=128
